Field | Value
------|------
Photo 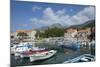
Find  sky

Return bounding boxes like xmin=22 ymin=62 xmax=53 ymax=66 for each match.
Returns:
xmin=11 ymin=0 xmax=95 ymax=32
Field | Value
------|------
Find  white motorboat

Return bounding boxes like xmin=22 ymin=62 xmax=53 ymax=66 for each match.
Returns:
xmin=16 ymin=49 xmax=47 ymax=58
xmin=11 ymin=45 xmax=16 ymax=54
xmin=29 ymin=50 xmax=57 ymax=62
xmin=14 ymin=47 xmax=46 ymax=58
xmin=79 ymin=54 xmax=95 ymax=62
xmin=13 ymin=43 xmax=46 ymax=58
xmin=14 ymin=46 xmax=32 ymax=57
xmin=63 ymin=54 xmax=95 ymax=63
xmin=12 ymin=42 xmax=33 ymax=57
xmin=12 ymin=42 xmax=57 ymax=61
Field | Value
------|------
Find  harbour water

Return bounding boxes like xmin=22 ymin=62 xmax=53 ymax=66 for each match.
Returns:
xmin=11 ymin=42 xmax=95 ymax=67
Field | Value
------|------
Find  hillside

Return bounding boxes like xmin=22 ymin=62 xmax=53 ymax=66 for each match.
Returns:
xmin=67 ymin=20 xmax=95 ymax=29
xmin=37 ymin=23 xmax=64 ymax=30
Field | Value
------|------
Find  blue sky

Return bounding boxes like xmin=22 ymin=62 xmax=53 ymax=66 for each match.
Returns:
xmin=11 ymin=0 xmax=95 ymax=32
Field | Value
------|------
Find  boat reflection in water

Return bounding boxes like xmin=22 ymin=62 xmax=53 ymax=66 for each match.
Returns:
xmin=57 ymin=41 xmax=80 ymax=50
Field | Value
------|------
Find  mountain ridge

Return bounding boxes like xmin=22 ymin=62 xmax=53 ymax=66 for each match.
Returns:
xmin=35 ymin=19 xmax=95 ymax=30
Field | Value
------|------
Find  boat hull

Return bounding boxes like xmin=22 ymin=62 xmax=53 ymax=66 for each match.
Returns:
xmin=29 ymin=50 xmax=57 ymax=62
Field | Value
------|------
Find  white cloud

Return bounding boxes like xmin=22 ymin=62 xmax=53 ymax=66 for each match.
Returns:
xmin=56 ymin=9 xmax=66 ymax=16
xmin=41 ymin=7 xmax=70 ymax=26
xmin=67 ymin=6 xmax=95 ymax=25
xmin=30 ymin=7 xmax=66 ymax=26
xmin=30 ymin=18 xmax=38 ymax=23
xmin=30 ymin=6 xmax=95 ymax=28
xmin=32 ymin=6 xmax=42 ymax=11
xmin=43 ymin=8 xmax=58 ymax=22
xmin=79 ymin=6 xmax=95 ymax=19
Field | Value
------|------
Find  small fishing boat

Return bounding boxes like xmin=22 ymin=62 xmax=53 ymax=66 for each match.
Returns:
xmin=29 ymin=50 xmax=57 ymax=62
xmin=15 ymin=49 xmax=57 ymax=62
xmin=14 ymin=45 xmax=45 ymax=58
xmin=63 ymin=54 xmax=95 ymax=63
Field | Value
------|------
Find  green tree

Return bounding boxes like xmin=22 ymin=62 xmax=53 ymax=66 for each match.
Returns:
xmin=35 ymin=27 xmax=64 ymax=38
xmin=17 ymin=32 xmax=28 ymax=40
xmin=44 ymin=27 xmax=64 ymax=38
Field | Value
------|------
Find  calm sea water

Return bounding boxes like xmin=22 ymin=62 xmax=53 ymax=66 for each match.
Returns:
xmin=11 ymin=42 xmax=95 ymax=67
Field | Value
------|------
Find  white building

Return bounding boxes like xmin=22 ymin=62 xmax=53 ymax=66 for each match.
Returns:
xmin=64 ymin=28 xmax=91 ymax=42
xmin=77 ymin=28 xmax=91 ymax=42
xmin=11 ymin=30 xmax=36 ymax=42
xmin=64 ymin=28 xmax=77 ymax=38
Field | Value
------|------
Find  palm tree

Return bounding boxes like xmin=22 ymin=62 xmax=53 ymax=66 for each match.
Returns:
xmin=17 ymin=32 xmax=28 ymax=41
